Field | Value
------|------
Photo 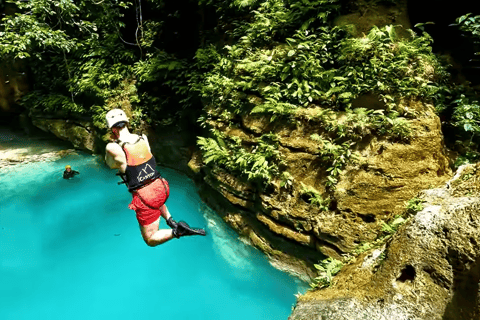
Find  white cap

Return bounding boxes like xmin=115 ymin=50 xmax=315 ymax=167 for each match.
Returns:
xmin=105 ymin=109 xmax=129 ymax=128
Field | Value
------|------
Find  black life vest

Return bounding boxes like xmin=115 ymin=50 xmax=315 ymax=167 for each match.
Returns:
xmin=116 ymin=136 xmax=161 ymax=191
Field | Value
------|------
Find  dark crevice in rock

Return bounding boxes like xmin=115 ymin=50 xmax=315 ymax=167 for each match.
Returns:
xmin=314 ymin=231 xmax=344 ymax=246
xmin=359 ymin=163 xmax=401 ymax=180
xmin=423 ymin=266 xmax=452 ymax=288
xmin=252 ymin=215 xmax=325 ymax=268
xmin=397 ymin=265 xmax=416 ymax=282
xmin=382 ymin=185 xmax=405 ymax=192
xmin=215 ymin=183 xmax=255 ymax=202
xmin=357 ymin=213 xmax=376 ymax=223
xmin=69 ymin=121 xmax=92 ymax=133
xmin=443 ymin=256 xmax=480 ymax=320
xmin=470 ymin=237 xmax=477 ymax=247
xmin=443 ymin=227 xmax=449 ymax=239
xmin=315 ymin=238 xmax=346 ymax=257
xmin=447 ymin=248 xmax=475 ymax=272
xmin=260 ymin=208 xmax=313 ymax=232
xmin=278 ymin=142 xmax=315 ymax=154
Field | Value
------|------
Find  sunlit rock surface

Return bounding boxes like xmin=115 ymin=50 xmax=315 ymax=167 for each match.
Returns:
xmin=289 ymin=163 xmax=480 ymax=320
xmin=196 ymin=100 xmax=452 ymax=277
xmin=0 ymin=127 xmax=77 ymax=169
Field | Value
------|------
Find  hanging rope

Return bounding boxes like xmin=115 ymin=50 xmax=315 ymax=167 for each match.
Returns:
xmin=134 ymin=0 xmax=144 ymax=58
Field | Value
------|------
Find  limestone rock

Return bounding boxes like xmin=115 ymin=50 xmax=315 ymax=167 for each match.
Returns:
xmin=194 ymin=100 xmax=453 ymax=278
xmin=145 ymin=124 xmax=195 ymax=175
xmin=0 ymin=148 xmax=77 ymax=170
xmin=197 ymin=166 xmax=323 ymax=281
xmin=188 ymin=150 xmax=203 ymax=174
xmin=32 ymin=118 xmax=96 ymax=151
xmin=331 ymin=103 xmax=452 ymax=252
xmin=289 ymin=163 xmax=480 ymax=320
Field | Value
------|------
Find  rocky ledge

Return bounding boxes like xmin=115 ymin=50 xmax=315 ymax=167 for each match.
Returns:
xmin=0 ymin=148 xmax=77 ymax=170
xmin=0 ymin=127 xmax=77 ymax=170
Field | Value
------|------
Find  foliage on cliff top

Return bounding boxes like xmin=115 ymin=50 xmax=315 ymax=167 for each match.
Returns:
xmin=1 ymin=0 xmax=480 ymax=186
xmin=193 ymin=0 xmax=451 ymax=188
xmin=0 ymin=0 xmax=194 ymax=131
xmin=454 ymin=13 xmax=480 ymax=56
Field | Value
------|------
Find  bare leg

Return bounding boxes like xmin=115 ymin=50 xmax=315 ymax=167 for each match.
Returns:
xmin=160 ymin=204 xmax=172 ymax=221
xmin=139 ymin=216 xmax=174 ymax=247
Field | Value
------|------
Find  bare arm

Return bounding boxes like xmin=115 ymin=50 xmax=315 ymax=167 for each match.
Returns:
xmin=105 ymin=142 xmax=127 ymax=172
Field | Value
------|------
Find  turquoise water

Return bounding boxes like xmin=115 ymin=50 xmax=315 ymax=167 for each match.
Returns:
xmin=0 ymin=153 xmax=306 ymax=320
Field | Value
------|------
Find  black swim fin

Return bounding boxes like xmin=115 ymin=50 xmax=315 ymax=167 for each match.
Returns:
xmin=173 ymin=221 xmax=207 ymax=238
xmin=166 ymin=217 xmax=178 ymax=229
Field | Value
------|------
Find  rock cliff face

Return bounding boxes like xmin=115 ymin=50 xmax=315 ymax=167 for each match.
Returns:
xmin=195 ymin=100 xmax=452 ymax=278
xmin=31 ymin=118 xmax=99 ymax=152
xmin=289 ymin=163 xmax=480 ymax=320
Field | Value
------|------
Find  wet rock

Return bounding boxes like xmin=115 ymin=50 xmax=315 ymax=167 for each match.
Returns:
xmin=145 ymin=123 xmax=196 ymax=175
xmin=31 ymin=118 xmax=96 ymax=151
xmin=0 ymin=126 xmax=79 ymax=169
xmin=197 ymin=166 xmax=323 ymax=281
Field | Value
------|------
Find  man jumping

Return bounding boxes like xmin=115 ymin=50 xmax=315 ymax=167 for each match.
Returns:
xmin=104 ymin=109 xmax=206 ymax=247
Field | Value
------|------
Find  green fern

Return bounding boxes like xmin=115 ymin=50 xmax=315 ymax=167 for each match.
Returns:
xmin=197 ymin=133 xmax=283 ymax=185
xmin=310 ymin=257 xmax=343 ymax=289
xmin=381 ymin=215 xmax=407 ymax=235
xmin=300 ymin=183 xmax=330 ymax=211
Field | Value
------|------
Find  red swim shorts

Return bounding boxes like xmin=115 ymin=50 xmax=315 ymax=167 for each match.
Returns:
xmin=128 ymin=178 xmax=170 ymax=226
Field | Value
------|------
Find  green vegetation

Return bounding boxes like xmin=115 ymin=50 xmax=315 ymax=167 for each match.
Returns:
xmin=351 ymin=241 xmax=376 ymax=256
xmin=310 ymin=257 xmax=343 ymax=289
xmin=445 ymin=14 xmax=480 ymax=163
xmin=1 ymin=0 xmax=139 ymax=122
xmin=193 ymin=2 xmax=450 ymax=190
xmin=455 ymin=13 xmax=480 ymax=56
xmin=1 ymin=0 xmax=479 ymax=191
xmin=280 ymin=171 xmax=294 ymax=189
xmin=458 ymin=165 xmax=476 ymax=182
xmin=0 ymin=0 xmax=195 ymax=131
xmin=313 ymin=240 xmax=389 ymax=287
xmin=404 ymin=197 xmax=424 ymax=215
xmin=381 ymin=215 xmax=407 ymax=234
xmin=452 ymin=94 xmax=480 ymax=159
xmin=352 ymin=212 xmax=411 ymax=256
xmin=454 ymin=151 xmax=480 ymax=169
xmin=197 ymin=132 xmax=283 ymax=185
xmin=300 ymin=183 xmax=330 ymax=210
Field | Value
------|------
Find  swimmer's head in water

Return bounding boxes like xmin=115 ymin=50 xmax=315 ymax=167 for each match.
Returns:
xmin=105 ymin=109 xmax=129 ymax=129
xmin=65 ymin=165 xmax=71 ymax=170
